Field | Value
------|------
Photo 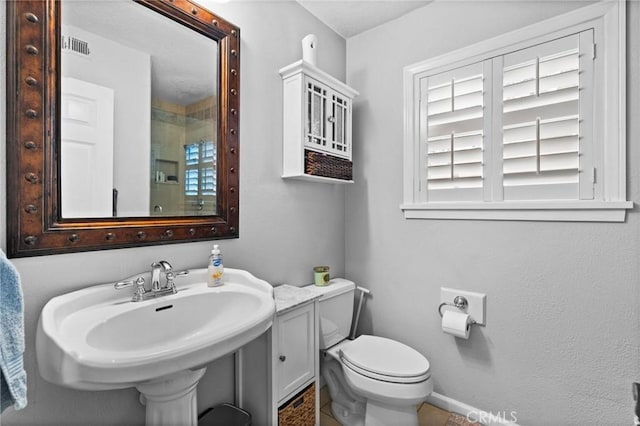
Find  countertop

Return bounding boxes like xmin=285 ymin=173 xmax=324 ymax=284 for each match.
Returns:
xmin=273 ymin=284 xmax=321 ymax=314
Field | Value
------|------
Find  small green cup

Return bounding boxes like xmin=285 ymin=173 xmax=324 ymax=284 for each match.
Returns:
xmin=313 ymin=266 xmax=330 ymax=286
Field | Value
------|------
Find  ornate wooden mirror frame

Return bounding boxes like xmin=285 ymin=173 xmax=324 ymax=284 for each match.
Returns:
xmin=6 ymin=0 xmax=240 ymax=257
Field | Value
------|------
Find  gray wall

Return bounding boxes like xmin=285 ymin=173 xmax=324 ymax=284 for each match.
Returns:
xmin=345 ymin=1 xmax=640 ymax=424
xmin=1 ymin=1 xmax=346 ymax=424
xmin=4 ymin=1 xmax=639 ymax=425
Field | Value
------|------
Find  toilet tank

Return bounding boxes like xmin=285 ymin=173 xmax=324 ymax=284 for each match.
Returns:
xmin=305 ymin=279 xmax=355 ymax=350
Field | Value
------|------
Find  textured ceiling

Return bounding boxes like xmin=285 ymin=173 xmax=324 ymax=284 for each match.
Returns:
xmin=62 ymin=1 xmax=433 ymax=105
xmin=63 ymin=1 xmax=217 ymax=106
xmin=296 ymin=0 xmax=432 ymax=38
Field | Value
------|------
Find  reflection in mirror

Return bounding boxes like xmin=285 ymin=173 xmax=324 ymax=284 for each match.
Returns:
xmin=6 ymin=0 xmax=240 ymax=257
xmin=61 ymin=1 xmax=218 ymax=218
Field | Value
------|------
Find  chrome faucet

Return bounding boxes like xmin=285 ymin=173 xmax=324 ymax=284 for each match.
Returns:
xmin=151 ymin=260 xmax=173 ymax=291
xmin=114 ymin=261 xmax=188 ymax=302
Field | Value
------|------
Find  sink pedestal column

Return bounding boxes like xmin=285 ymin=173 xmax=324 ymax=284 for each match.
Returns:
xmin=137 ymin=368 xmax=207 ymax=426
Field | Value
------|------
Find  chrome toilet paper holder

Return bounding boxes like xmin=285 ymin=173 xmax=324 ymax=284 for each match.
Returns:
xmin=438 ymin=296 xmax=477 ymax=324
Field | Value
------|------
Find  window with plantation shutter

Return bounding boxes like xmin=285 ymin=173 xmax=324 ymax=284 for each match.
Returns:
xmin=184 ymin=141 xmax=216 ymax=197
xmin=402 ymin=1 xmax=630 ymax=221
xmin=423 ymin=62 xmax=487 ymax=202
xmin=501 ymin=32 xmax=593 ymax=201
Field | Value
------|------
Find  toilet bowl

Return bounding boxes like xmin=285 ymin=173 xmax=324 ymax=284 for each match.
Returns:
xmin=306 ymin=280 xmax=432 ymax=426
xmin=325 ymin=335 xmax=432 ymax=426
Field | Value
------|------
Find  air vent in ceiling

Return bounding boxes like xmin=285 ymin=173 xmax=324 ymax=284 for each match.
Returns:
xmin=62 ymin=35 xmax=91 ymax=56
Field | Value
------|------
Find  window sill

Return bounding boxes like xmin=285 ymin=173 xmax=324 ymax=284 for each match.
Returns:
xmin=400 ymin=201 xmax=634 ymax=222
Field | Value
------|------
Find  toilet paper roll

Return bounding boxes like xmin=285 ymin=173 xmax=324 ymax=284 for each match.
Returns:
xmin=441 ymin=310 xmax=472 ymax=339
xmin=302 ymin=34 xmax=317 ymax=66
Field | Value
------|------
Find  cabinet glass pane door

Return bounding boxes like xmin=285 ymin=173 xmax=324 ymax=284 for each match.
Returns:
xmin=330 ymin=94 xmax=348 ymax=155
xmin=305 ymin=77 xmax=352 ymax=159
xmin=307 ymin=81 xmax=327 ymax=149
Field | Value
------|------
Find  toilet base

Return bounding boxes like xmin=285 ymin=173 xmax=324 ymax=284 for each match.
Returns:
xmin=322 ymin=356 xmax=365 ymax=426
xmin=365 ymin=400 xmax=419 ymax=426
xmin=331 ymin=401 xmax=364 ymax=426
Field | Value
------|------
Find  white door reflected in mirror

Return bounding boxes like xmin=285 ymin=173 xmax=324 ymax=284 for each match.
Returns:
xmin=61 ymin=77 xmax=114 ymax=218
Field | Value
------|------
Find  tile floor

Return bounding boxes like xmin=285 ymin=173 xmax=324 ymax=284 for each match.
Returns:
xmin=319 ymin=386 xmax=481 ymax=426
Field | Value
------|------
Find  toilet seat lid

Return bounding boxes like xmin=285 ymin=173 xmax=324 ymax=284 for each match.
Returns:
xmin=339 ymin=335 xmax=430 ymax=384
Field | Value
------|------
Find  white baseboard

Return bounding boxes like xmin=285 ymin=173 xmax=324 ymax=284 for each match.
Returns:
xmin=426 ymin=392 xmax=520 ymax=426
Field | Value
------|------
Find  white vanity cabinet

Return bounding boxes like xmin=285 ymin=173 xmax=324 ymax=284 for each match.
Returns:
xmin=280 ymin=60 xmax=359 ymax=183
xmin=239 ymin=285 xmax=319 ymax=425
xmin=274 ymin=302 xmax=315 ymax=402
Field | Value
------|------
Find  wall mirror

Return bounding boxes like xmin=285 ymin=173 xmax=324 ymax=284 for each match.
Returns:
xmin=6 ymin=0 xmax=240 ymax=257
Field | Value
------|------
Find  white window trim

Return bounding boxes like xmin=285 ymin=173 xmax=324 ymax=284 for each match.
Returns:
xmin=402 ymin=0 xmax=632 ymax=222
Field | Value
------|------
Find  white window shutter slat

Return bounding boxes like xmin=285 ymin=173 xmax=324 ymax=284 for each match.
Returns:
xmin=500 ymin=32 xmax=591 ymax=200
xmin=423 ymin=62 xmax=485 ymax=201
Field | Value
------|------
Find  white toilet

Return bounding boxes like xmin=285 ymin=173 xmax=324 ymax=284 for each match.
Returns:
xmin=306 ymin=279 xmax=433 ymax=426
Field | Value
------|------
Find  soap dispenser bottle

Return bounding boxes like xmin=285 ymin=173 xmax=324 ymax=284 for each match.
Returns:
xmin=208 ymin=244 xmax=224 ymax=287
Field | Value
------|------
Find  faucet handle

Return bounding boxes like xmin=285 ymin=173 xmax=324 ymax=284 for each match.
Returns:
xmin=131 ymin=277 xmax=147 ymax=302
xmin=115 ymin=277 xmax=147 ymax=302
xmin=165 ymin=270 xmax=188 ymax=293
xmin=133 ymin=277 xmax=146 ymax=295
xmin=115 ymin=276 xmax=146 ymax=289
xmin=114 ymin=279 xmax=134 ymax=289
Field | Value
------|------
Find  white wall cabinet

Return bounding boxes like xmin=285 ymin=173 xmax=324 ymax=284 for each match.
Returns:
xmin=280 ymin=60 xmax=359 ymax=183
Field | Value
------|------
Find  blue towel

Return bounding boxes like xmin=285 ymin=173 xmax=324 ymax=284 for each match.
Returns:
xmin=0 ymin=249 xmax=27 ymax=412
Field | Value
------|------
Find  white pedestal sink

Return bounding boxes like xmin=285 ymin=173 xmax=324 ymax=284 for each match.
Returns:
xmin=36 ymin=268 xmax=275 ymax=426
xmin=137 ymin=368 xmax=206 ymax=426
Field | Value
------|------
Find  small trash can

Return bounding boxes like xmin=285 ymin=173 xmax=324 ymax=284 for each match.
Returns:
xmin=198 ymin=403 xmax=251 ymax=426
